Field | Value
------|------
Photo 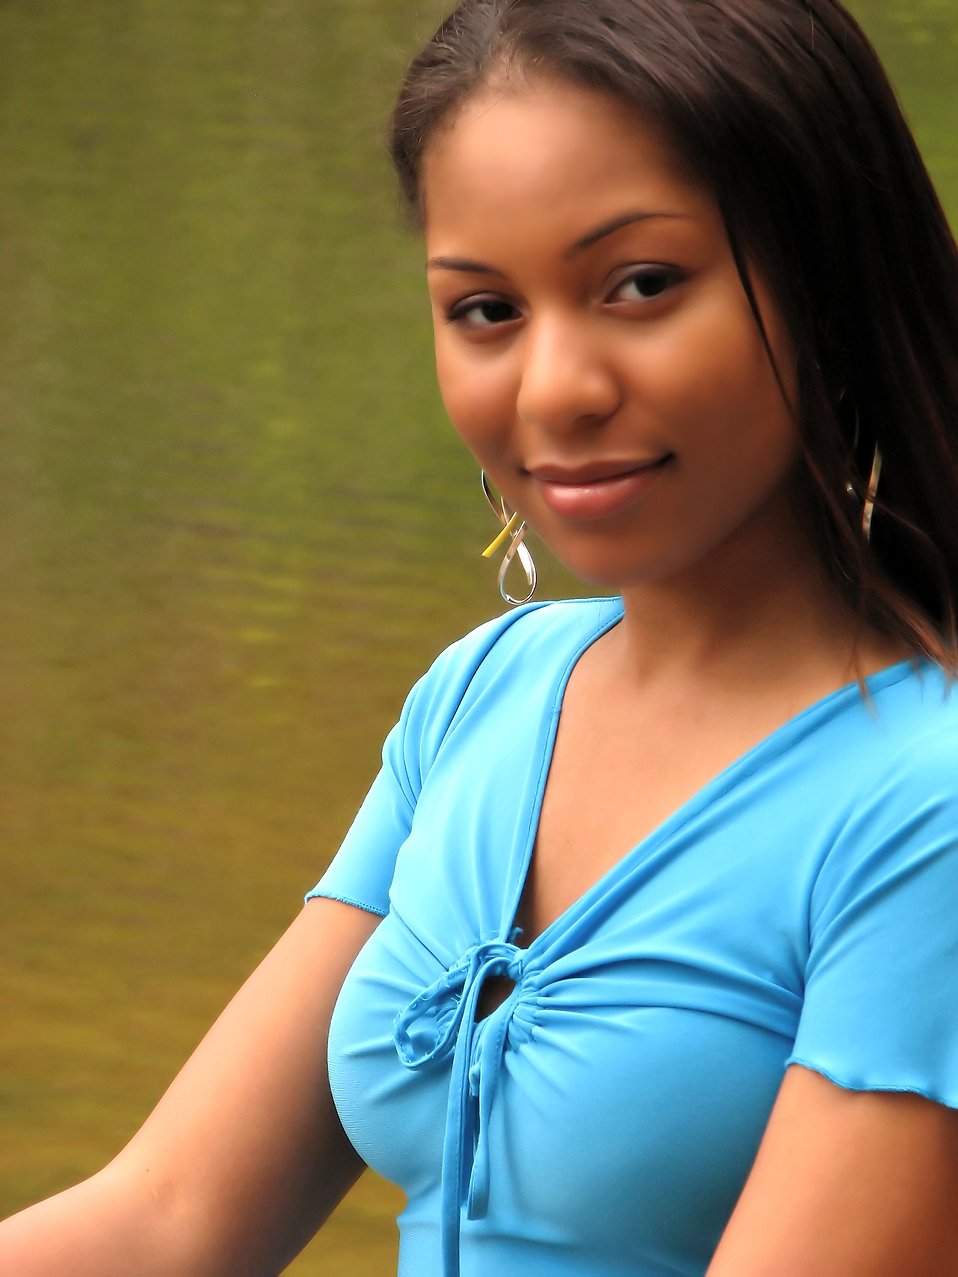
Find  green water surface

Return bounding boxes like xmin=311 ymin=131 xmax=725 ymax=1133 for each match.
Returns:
xmin=1 ymin=1 xmax=955 ymax=1271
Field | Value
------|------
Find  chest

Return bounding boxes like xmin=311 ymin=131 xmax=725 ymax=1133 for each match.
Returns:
xmin=332 ymin=917 xmax=793 ymax=1272
xmin=519 ymin=670 xmax=806 ymax=943
xmin=332 ymin=785 xmax=819 ymax=1273
xmin=340 ymin=672 xmax=850 ymax=1271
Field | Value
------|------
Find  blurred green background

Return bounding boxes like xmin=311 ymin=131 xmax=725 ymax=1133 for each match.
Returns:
xmin=0 ymin=1 xmax=955 ymax=1271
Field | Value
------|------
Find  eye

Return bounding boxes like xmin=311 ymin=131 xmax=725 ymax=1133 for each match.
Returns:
xmin=446 ymin=296 xmax=520 ymax=330
xmin=608 ymin=266 xmax=681 ymax=304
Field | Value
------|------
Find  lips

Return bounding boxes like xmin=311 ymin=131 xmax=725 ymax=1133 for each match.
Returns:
xmin=528 ymin=455 xmax=673 ymax=521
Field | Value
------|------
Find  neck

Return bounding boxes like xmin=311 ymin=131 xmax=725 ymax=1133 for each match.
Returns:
xmin=609 ymin=503 xmax=893 ymax=690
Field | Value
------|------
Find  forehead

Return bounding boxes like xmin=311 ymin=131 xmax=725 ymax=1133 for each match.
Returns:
xmin=421 ymin=76 xmax=715 ymax=247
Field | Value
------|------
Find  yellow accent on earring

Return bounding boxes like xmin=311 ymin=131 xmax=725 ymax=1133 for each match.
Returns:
xmin=481 ymin=511 xmax=522 ymax=558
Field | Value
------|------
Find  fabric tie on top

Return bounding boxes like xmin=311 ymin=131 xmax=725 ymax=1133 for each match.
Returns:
xmin=394 ymin=937 xmax=536 ymax=1277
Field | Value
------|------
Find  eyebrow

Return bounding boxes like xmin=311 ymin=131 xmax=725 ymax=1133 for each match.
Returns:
xmin=568 ymin=210 xmax=687 ymax=256
xmin=426 ymin=255 xmax=507 ymax=278
xmin=426 ymin=211 xmax=687 ymax=275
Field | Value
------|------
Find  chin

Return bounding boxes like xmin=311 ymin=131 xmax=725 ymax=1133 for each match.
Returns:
xmin=551 ymin=551 xmax=666 ymax=594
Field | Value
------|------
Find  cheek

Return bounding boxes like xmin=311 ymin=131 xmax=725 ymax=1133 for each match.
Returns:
xmin=434 ymin=340 xmax=515 ymax=464
xmin=659 ymin=307 xmax=797 ymax=466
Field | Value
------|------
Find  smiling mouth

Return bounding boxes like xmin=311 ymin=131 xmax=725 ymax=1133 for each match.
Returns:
xmin=529 ymin=456 xmax=673 ymax=485
xmin=528 ymin=455 xmax=674 ymax=521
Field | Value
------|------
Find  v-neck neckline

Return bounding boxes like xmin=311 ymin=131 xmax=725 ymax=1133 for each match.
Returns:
xmin=506 ymin=599 xmax=924 ymax=953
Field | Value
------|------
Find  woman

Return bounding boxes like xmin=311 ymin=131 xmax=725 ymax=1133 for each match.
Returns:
xmin=2 ymin=1 xmax=957 ymax=1273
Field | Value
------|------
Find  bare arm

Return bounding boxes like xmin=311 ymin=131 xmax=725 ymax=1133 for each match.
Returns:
xmin=0 ymin=898 xmax=381 ymax=1276
xmin=708 ymin=1064 xmax=958 ymax=1276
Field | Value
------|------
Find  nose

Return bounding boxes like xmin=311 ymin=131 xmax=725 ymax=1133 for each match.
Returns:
xmin=516 ymin=313 xmax=621 ymax=432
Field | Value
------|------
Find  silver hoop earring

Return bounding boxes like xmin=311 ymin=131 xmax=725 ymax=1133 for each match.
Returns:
xmin=861 ymin=444 xmax=882 ymax=542
xmin=480 ymin=472 xmax=537 ymax=606
xmin=840 ymin=397 xmax=882 ymax=543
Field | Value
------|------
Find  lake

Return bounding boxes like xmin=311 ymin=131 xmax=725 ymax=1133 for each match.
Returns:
xmin=1 ymin=1 xmax=955 ymax=1270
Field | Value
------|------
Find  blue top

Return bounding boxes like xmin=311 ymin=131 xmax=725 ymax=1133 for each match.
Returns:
xmin=307 ymin=598 xmax=958 ymax=1277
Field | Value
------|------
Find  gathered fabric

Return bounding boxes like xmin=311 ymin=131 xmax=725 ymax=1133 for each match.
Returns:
xmin=396 ymin=936 xmax=538 ymax=1271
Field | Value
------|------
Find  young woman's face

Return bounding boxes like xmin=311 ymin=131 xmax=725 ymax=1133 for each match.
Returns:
xmin=423 ymin=77 xmax=803 ymax=591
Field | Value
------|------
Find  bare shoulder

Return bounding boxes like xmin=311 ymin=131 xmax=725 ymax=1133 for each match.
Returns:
xmin=708 ymin=1064 xmax=958 ymax=1276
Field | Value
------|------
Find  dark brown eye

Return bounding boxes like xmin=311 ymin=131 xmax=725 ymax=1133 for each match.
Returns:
xmin=611 ymin=267 xmax=679 ymax=302
xmin=475 ymin=300 xmax=517 ymax=324
xmin=448 ymin=297 xmax=520 ymax=329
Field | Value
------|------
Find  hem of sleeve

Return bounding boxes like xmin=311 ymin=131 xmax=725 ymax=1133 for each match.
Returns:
xmin=786 ymin=1055 xmax=958 ymax=1111
xmin=304 ymin=888 xmax=389 ymax=918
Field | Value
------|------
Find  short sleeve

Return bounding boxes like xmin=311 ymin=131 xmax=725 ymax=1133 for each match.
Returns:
xmin=787 ymin=738 xmax=958 ymax=1109
xmin=305 ymin=717 xmax=417 ymax=916
xmin=304 ymin=603 xmax=552 ymax=916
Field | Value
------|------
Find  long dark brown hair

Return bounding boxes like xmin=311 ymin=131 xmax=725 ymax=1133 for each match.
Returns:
xmin=390 ymin=0 xmax=958 ymax=670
